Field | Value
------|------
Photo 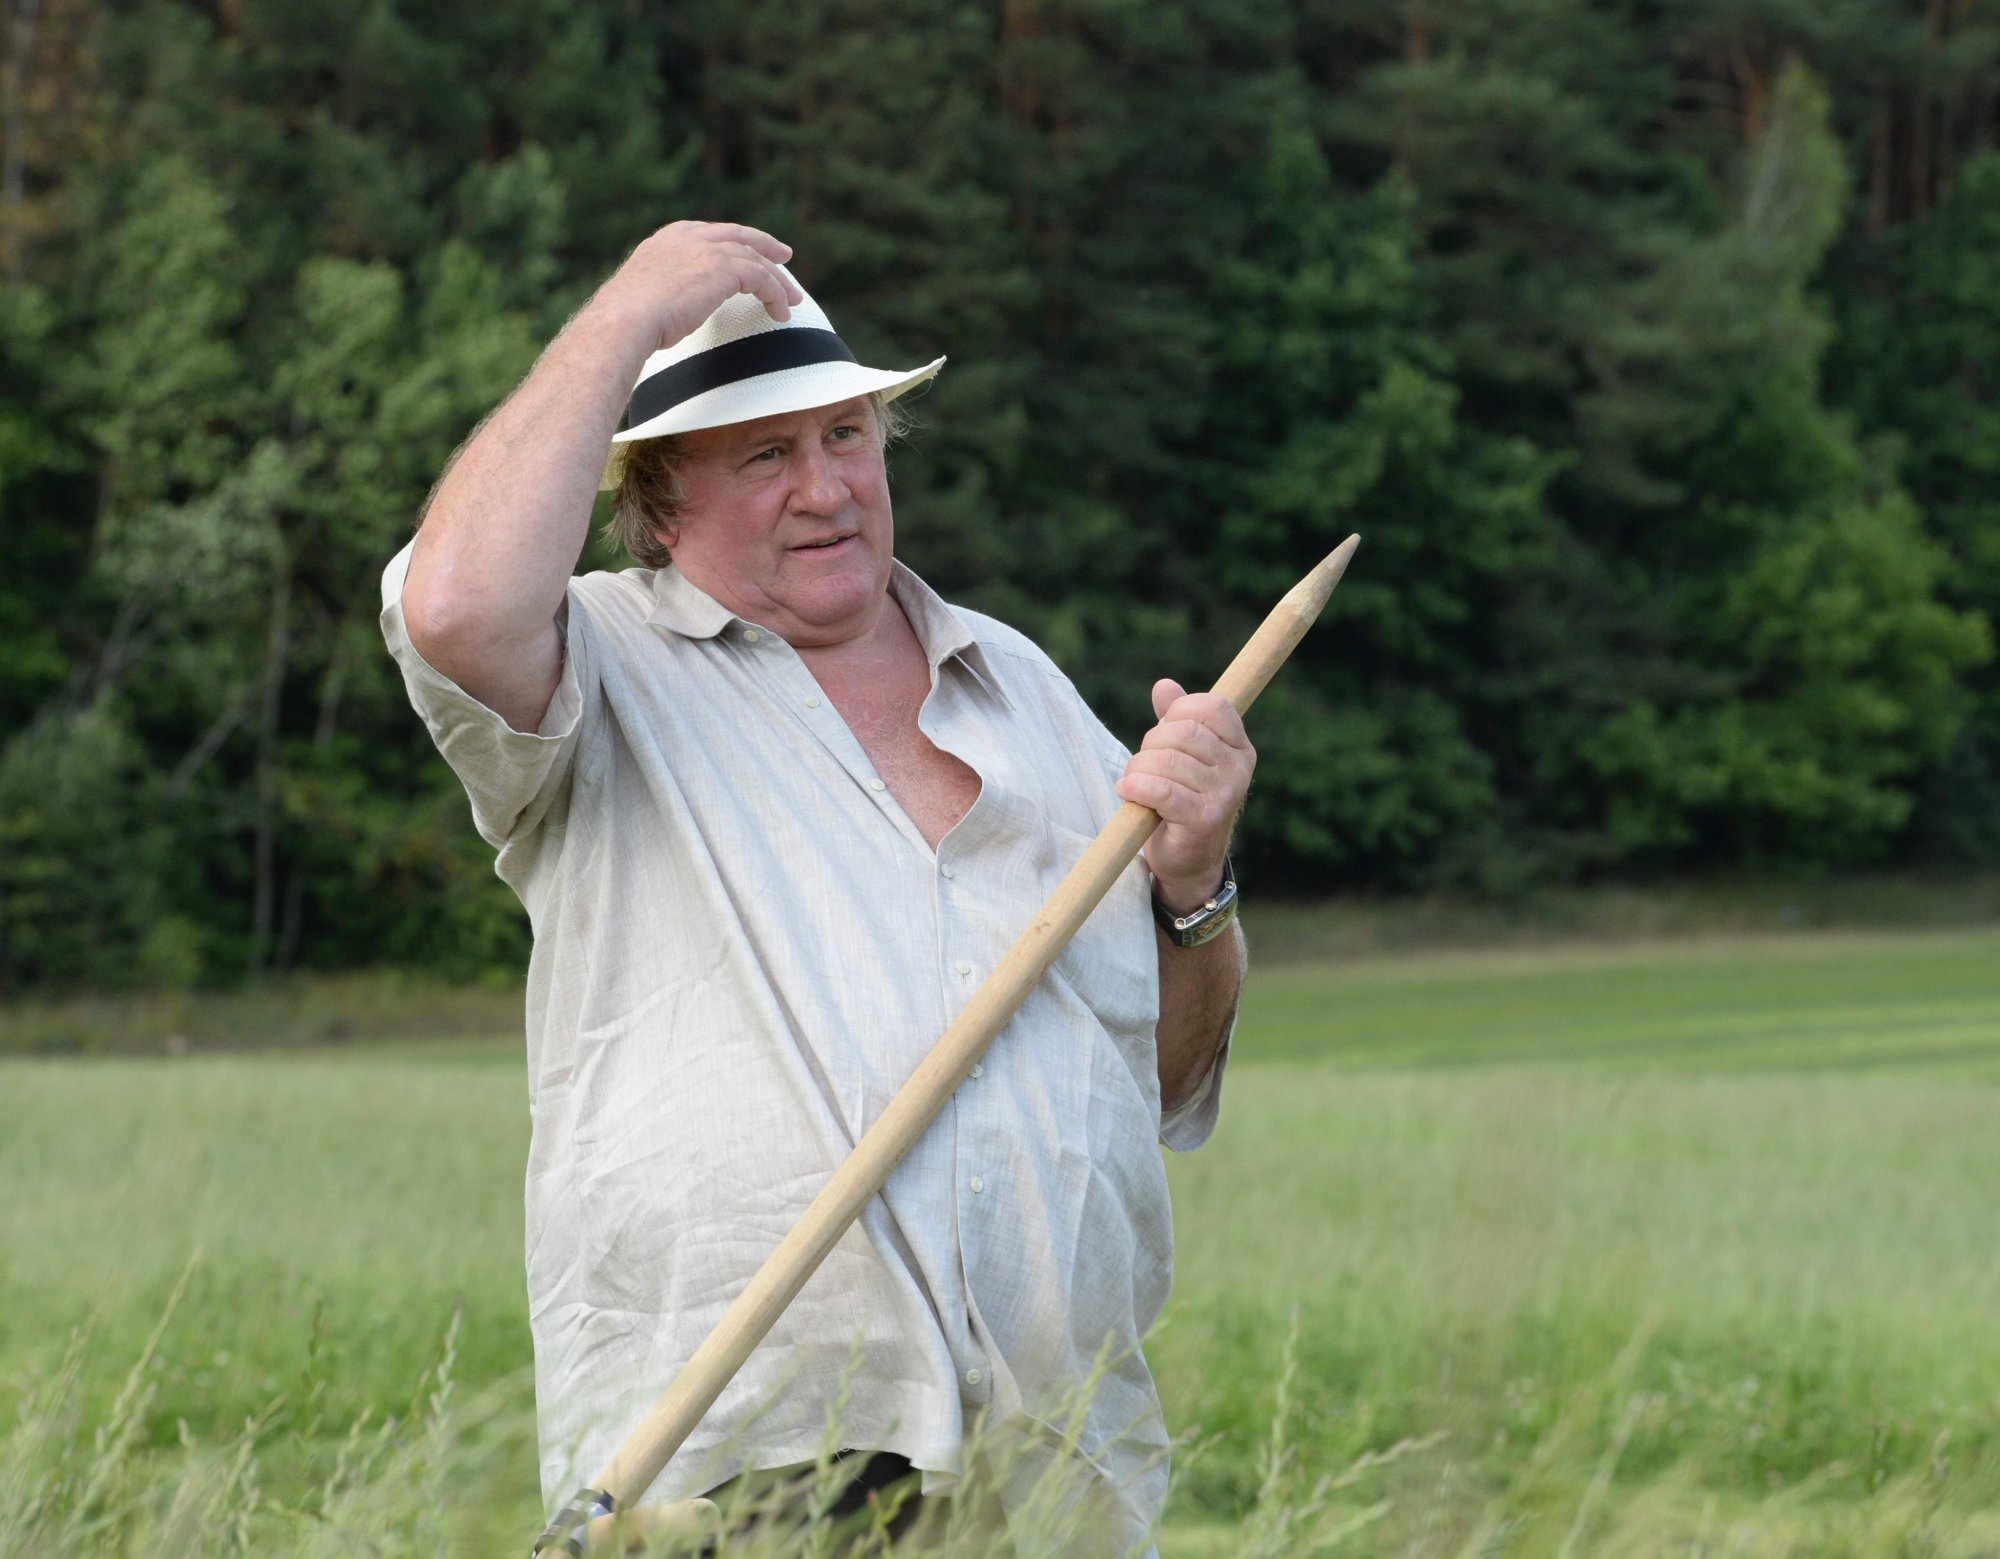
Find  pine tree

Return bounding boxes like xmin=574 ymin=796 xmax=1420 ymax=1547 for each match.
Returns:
xmin=1183 ymin=99 xmax=1557 ymax=887
xmin=1830 ymin=149 xmax=2000 ymax=862
xmin=1513 ymin=63 xmax=1991 ymax=865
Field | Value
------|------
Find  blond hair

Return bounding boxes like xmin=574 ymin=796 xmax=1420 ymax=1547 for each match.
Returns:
xmin=601 ymin=391 xmax=912 ymax=569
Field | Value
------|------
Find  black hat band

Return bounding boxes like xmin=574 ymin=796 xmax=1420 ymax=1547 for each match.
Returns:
xmin=623 ymin=328 xmax=859 ymax=433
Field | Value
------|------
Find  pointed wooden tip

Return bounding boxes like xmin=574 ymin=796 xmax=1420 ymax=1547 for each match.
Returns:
xmin=1281 ymin=534 xmax=1361 ymax=621
xmin=1324 ymin=532 xmax=1361 ymax=577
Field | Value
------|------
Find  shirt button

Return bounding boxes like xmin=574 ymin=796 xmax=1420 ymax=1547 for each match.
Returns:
xmin=940 ymin=863 xmax=955 ymax=879
xmin=805 ymin=695 xmax=821 ymax=709
xmin=954 ymin=959 xmax=972 ymax=976
xmin=964 ymin=1367 xmax=983 ymax=1386
xmin=868 ymin=778 xmax=885 ymax=792
xmin=742 ymin=629 xmax=762 ymax=644
xmin=969 ymin=1063 xmax=984 ymax=1079
xmin=969 ymin=1176 xmax=984 ymax=1194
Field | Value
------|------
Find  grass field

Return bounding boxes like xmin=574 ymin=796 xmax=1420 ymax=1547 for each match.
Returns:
xmin=3 ymin=926 xmax=1999 ymax=1554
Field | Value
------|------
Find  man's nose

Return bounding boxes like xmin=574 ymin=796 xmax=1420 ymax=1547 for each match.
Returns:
xmin=789 ymin=442 xmax=847 ymax=514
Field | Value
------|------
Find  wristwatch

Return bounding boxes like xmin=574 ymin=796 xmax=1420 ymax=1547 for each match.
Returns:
xmin=1152 ymin=857 xmax=1239 ymax=948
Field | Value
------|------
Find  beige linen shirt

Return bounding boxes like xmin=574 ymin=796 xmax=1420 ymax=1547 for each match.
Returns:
xmin=379 ymin=540 xmax=1230 ymax=1549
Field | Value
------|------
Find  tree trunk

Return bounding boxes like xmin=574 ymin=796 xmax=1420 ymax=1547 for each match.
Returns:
xmin=1398 ymin=0 xmax=1430 ymax=174
xmin=1731 ymin=40 xmax=1768 ymax=148
xmin=1868 ymin=104 xmax=1892 ymax=234
xmin=999 ymin=0 xmax=1041 ymax=127
xmin=276 ymin=630 xmax=349 ymax=975
xmin=91 ymin=581 xmax=153 ymax=700
xmin=248 ymin=563 xmax=291 ymax=977
xmin=1910 ymin=0 xmax=1948 ymax=219
xmin=795 ymin=61 xmax=815 ymax=229
xmin=0 ymin=0 xmax=43 ymax=285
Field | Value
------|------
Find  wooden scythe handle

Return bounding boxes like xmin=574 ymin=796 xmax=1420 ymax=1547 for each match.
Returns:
xmin=533 ymin=535 xmax=1360 ymax=1556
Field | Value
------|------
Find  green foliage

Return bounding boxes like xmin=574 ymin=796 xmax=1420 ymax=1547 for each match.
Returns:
xmin=1188 ymin=122 xmax=1558 ymax=886
xmin=1495 ymin=62 xmax=1991 ymax=872
xmin=0 ymin=704 xmax=166 ymax=989
xmin=0 ymin=0 xmax=676 ymax=990
xmin=1831 ymin=151 xmax=2000 ymax=863
xmin=1578 ymin=497 xmax=1990 ymax=859
xmin=0 ymin=284 xmax=93 ymax=734
xmin=2 ymin=0 xmax=1998 ymax=985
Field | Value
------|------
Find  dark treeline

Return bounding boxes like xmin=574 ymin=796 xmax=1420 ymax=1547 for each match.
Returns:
xmin=3 ymin=0 xmax=1997 ymax=991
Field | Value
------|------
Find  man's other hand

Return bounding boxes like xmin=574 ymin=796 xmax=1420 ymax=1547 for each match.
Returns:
xmin=1114 ymin=678 xmax=1255 ymax=910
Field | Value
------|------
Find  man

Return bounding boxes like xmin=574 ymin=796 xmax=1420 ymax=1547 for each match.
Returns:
xmin=380 ymin=220 xmax=1252 ymax=1551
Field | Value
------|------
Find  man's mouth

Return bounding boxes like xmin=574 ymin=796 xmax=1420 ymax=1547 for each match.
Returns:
xmin=789 ymin=531 xmax=857 ymax=552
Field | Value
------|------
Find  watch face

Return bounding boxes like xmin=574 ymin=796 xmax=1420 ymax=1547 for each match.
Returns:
xmin=1183 ymin=908 xmax=1237 ymax=947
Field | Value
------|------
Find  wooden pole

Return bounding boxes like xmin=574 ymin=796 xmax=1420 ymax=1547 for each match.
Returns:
xmin=534 ymin=535 xmax=1361 ymax=1556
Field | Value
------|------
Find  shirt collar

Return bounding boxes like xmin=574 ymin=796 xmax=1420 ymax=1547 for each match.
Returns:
xmin=645 ymin=562 xmax=735 ymax=639
xmin=644 ymin=558 xmax=1015 ymax=712
xmin=887 ymin=562 xmax=1010 ymax=705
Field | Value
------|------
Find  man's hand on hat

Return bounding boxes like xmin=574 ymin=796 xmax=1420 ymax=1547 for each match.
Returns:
xmin=602 ymin=220 xmax=806 ymax=354
xmin=1115 ymin=679 xmax=1255 ymax=914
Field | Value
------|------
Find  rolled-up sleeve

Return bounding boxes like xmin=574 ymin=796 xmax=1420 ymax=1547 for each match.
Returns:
xmin=378 ymin=537 xmax=593 ymax=848
xmin=1158 ymin=1016 xmax=1232 ymax=1151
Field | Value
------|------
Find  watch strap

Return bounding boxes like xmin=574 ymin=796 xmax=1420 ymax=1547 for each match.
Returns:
xmin=1152 ymin=857 xmax=1239 ymax=948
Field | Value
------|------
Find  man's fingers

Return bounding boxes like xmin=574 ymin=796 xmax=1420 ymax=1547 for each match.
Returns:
xmin=1139 ymin=718 xmax=1234 ymax=768
xmin=1118 ymin=746 xmax=1243 ymax=815
xmin=1116 ymin=769 xmax=1199 ymax=817
xmin=1127 ymin=745 xmax=1222 ymax=796
xmin=1165 ymin=694 xmax=1251 ymax=752
xmin=716 ymin=242 xmax=805 ymax=302
xmin=701 ymin=222 xmax=794 ymax=262
xmin=1116 ymin=770 xmax=1233 ymax=831
xmin=1146 ymin=679 xmax=1252 ymax=753
xmin=733 ymin=257 xmax=794 ymax=322
xmin=1125 ymin=675 xmax=1256 ymax=880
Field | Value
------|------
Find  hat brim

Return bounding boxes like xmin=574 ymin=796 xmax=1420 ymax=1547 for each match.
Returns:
xmin=599 ymin=356 xmax=945 ymax=492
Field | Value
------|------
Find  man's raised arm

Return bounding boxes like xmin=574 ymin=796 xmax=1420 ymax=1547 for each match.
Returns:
xmin=400 ymin=221 xmax=803 ymax=733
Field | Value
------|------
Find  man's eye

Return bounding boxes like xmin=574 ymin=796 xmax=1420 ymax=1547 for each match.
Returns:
xmin=749 ymin=447 xmax=781 ymax=464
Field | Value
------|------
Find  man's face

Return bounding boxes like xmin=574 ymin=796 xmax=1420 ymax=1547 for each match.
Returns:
xmin=658 ymin=397 xmax=895 ymax=649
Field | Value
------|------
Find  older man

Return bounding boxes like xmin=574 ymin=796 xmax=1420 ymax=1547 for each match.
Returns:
xmin=380 ymin=221 xmax=1251 ymax=1550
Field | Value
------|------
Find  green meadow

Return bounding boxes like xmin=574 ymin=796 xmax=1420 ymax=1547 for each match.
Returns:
xmin=4 ymin=927 xmax=1998 ymax=1554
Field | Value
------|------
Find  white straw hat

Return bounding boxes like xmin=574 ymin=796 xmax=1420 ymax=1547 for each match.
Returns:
xmin=599 ymin=269 xmax=945 ymax=490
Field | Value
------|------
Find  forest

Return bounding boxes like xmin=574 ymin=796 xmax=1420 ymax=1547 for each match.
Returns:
xmin=3 ymin=0 xmax=1998 ymax=990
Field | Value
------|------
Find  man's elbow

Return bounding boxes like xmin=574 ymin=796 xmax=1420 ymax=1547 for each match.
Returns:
xmin=403 ymin=573 xmax=480 ymax=673
xmin=403 ymin=554 xmax=512 ymax=679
